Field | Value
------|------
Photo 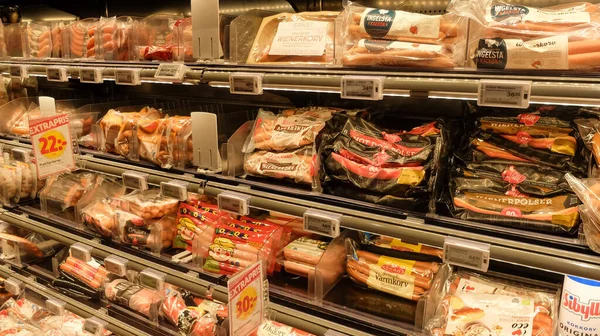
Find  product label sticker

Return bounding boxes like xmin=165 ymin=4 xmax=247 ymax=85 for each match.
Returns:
xmin=475 ymin=36 xmax=568 ymax=70
xmin=360 ymin=8 xmax=441 ymax=39
xmin=228 ymin=260 xmax=264 ymax=336
xmin=365 ymin=269 xmax=416 ymax=300
xmin=487 ymin=4 xmax=590 ymax=24
xmin=29 ymin=113 xmax=76 ymax=178
xmin=268 ymin=21 xmax=329 ymax=56
xmin=256 ymin=321 xmax=293 ymax=336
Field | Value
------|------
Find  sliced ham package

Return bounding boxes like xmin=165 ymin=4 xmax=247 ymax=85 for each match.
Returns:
xmin=342 ymin=1 xmax=467 ymax=68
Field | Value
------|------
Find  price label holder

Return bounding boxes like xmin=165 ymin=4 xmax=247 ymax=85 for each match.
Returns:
xmin=160 ymin=180 xmax=188 ymax=201
xmin=104 ymin=255 xmax=128 ymax=277
xmin=46 ymin=298 xmax=66 ymax=316
xmin=46 ymin=66 xmax=68 ymax=82
xmin=79 ymin=68 xmax=103 ymax=84
xmin=70 ymin=243 xmax=92 ymax=262
xmin=155 ymin=63 xmax=187 ymax=82
xmin=115 ymin=68 xmax=141 ymax=86
xmin=83 ymin=317 xmax=107 ymax=336
xmin=5 ymin=278 xmax=22 ymax=295
xmin=11 ymin=148 xmax=30 ymax=163
xmin=228 ymin=260 xmax=264 ymax=336
xmin=478 ymin=79 xmax=531 ymax=109
xmin=324 ymin=330 xmax=349 ymax=336
xmin=303 ymin=209 xmax=342 ymax=238
xmin=9 ymin=65 xmax=28 ymax=80
xmin=443 ymin=237 xmax=491 ymax=272
xmin=140 ymin=268 xmax=166 ymax=291
xmin=229 ymin=72 xmax=264 ymax=95
xmin=218 ymin=191 xmax=251 ymax=216
xmin=122 ymin=171 xmax=149 ymax=191
xmin=341 ymin=76 xmax=385 ymax=101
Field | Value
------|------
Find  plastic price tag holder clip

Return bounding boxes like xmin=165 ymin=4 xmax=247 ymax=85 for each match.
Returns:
xmin=46 ymin=66 xmax=68 ymax=82
xmin=115 ymin=68 xmax=141 ymax=86
xmin=122 ymin=171 xmax=149 ymax=191
xmin=46 ymin=298 xmax=66 ymax=316
xmin=303 ymin=209 xmax=342 ymax=238
xmin=218 ymin=190 xmax=251 ymax=216
xmin=443 ymin=236 xmax=490 ymax=272
xmin=155 ymin=63 xmax=187 ymax=82
xmin=83 ymin=316 xmax=108 ymax=336
xmin=229 ymin=72 xmax=264 ymax=95
xmin=70 ymin=242 xmax=93 ymax=262
xmin=477 ymin=79 xmax=531 ymax=109
xmin=104 ymin=255 xmax=128 ymax=277
xmin=140 ymin=268 xmax=166 ymax=291
xmin=4 ymin=277 xmax=23 ymax=296
xmin=79 ymin=68 xmax=104 ymax=84
xmin=9 ymin=65 xmax=28 ymax=81
xmin=160 ymin=180 xmax=188 ymax=201
xmin=11 ymin=148 xmax=30 ymax=163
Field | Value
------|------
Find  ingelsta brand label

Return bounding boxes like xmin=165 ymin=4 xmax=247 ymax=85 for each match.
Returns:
xmin=360 ymin=8 xmax=441 ymax=39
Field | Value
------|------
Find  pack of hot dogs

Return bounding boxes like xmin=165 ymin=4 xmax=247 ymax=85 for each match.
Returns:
xmin=342 ymin=2 xmax=468 ymax=68
xmin=52 ymin=245 xmax=108 ymax=300
xmin=448 ymin=104 xmax=589 ymax=235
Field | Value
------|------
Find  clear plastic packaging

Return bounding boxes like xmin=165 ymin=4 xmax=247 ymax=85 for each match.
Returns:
xmin=244 ymin=146 xmax=318 ymax=186
xmin=5 ymin=23 xmax=24 ymax=58
xmin=0 ymin=97 xmax=39 ymax=137
xmin=565 ymin=173 xmax=600 ymax=253
xmin=250 ymin=321 xmax=316 ymax=336
xmin=135 ymin=14 xmax=181 ymax=61
xmin=24 ymin=22 xmax=52 ymax=59
xmin=0 ymin=24 xmax=7 ymax=58
xmin=173 ymin=18 xmax=193 ymax=62
xmin=50 ymin=21 xmax=67 ymax=58
xmin=0 ymin=164 xmax=22 ymax=206
xmin=137 ymin=117 xmax=173 ymax=168
xmin=167 ymin=116 xmax=193 ymax=169
xmin=342 ymin=2 xmax=467 ymax=67
xmin=449 ymin=0 xmax=600 ymax=70
xmin=58 ymin=247 xmax=108 ymax=291
xmin=68 ymin=18 xmax=100 ymax=59
xmin=94 ymin=16 xmax=118 ymax=61
xmin=40 ymin=172 xmax=98 ymax=214
xmin=112 ymin=209 xmax=177 ymax=253
xmin=11 ymin=149 xmax=39 ymax=203
xmin=246 ymin=11 xmax=339 ymax=65
xmin=119 ymin=189 xmax=179 ymax=220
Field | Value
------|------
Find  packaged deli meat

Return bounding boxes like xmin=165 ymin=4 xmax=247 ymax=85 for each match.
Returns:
xmin=105 ymin=278 xmax=163 ymax=319
xmin=448 ymin=0 xmax=600 ymax=70
xmin=282 ymin=237 xmax=329 ymax=277
xmin=173 ymin=202 xmax=221 ymax=251
xmin=96 ymin=16 xmax=138 ymax=61
xmin=250 ymin=321 xmax=316 ymax=336
xmin=135 ymin=14 xmax=181 ymax=61
xmin=68 ymin=18 xmax=100 ymax=59
xmin=161 ymin=292 xmax=225 ymax=336
xmin=425 ymin=271 xmax=558 ymax=336
xmin=24 ymin=22 xmax=51 ymax=59
xmin=246 ymin=11 xmax=338 ymax=65
xmin=244 ymin=147 xmax=318 ymax=186
xmin=40 ymin=172 xmax=98 ymax=213
xmin=50 ymin=21 xmax=66 ymax=58
xmin=342 ymin=2 xmax=467 ymax=67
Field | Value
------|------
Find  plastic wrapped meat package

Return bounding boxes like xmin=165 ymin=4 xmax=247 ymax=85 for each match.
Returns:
xmin=167 ymin=116 xmax=194 ymax=168
xmin=448 ymin=104 xmax=588 ymax=235
xmin=246 ymin=11 xmax=339 ymax=65
xmin=282 ymin=237 xmax=329 ymax=277
xmin=0 ymin=97 xmax=39 ymax=137
xmin=104 ymin=278 xmax=164 ymax=319
xmin=173 ymin=17 xmax=193 ymax=62
xmin=5 ymin=99 xmax=84 ymax=139
xmin=95 ymin=16 xmax=138 ymax=61
xmin=137 ymin=116 xmax=193 ymax=168
xmin=57 ymin=248 xmax=108 ymax=292
xmin=448 ymin=0 xmax=600 ymax=70
xmin=173 ymin=201 xmax=221 ymax=251
xmin=342 ymin=2 xmax=467 ymax=67
xmin=0 ymin=24 xmax=7 ymax=57
xmin=564 ymin=173 xmax=600 ymax=253
xmin=426 ymin=271 xmax=557 ymax=336
xmin=78 ymin=177 xmax=126 ymax=236
xmin=250 ymin=321 xmax=316 ymax=336
xmin=68 ymin=18 xmax=99 ymax=59
xmin=136 ymin=14 xmax=181 ymax=61
xmin=39 ymin=172 xmax=98 ymax=214
xmin=161 ymin=290 xmax=228 ymax=336
xmin=50 ymin=21 xmax=67 ymax=58
xmin=24 ymin=22 xmax=51 ymax=59
xmin=4 ymin=23 xmax=23 ymax=57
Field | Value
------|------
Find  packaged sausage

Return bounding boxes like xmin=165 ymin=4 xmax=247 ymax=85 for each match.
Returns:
xmin=39 ymin=172 xmax=98 ymax=213
xmin=282 ymin=237 xmax=329 ymax=277
xmin=173 ymin=18 xmax=194 ymax=62
xmin=24 ymin=22 xmax=52 ymax=59
xmin=135 ymin=14 xmax=181 ymax=61
xmin=250 ymin=321 xmax=316 ymax=336
xmin=96 ymin=16 xmax=139 ymax=61
xmin=426 ymin=271 xmax=558 ymax=336
xmin=449 ymin=0 xmax=600 ymax=70
xmin=564 ymin=173 xmax=600 ymax=253
xmin=104 ymin=278 xmax=163 ymax=319
xmin=136 ymin=117 xmax=172 ymax=167
xmin=119 ymin=189 xmax=179 ymax=220
xmin=67 ymin=18 xmax=100 ymax=59
xmin=5 ymin=23 xmax=24 ymax=58
xmin=50 ymin=21 xmax=66 ymax=58
xmin=0 ymin=165 xmax=21 ymax=206
xmin=98 ymin=107 xmax=162 ymax=158
xmin=244 ymin=147 xmax=318 ymax=186
xmin=59 ymin=255 xmax=108 ymax=291
xmin=161 ymin=293 xmax=222 ymax=336
xmin=173 ymin=202 xmax=221 ymax=251
xmin=360 ymin=233 xmax=444 ymax=259
xmin=342 ymin=2 xmax=467 ymax=67
xmin=246 ymin=11 xmax=338 ymax=65
xmin=113 ymin=210 xmax=177 ymax=252
xmin=167 ymin=116 xmax=193 ymax=169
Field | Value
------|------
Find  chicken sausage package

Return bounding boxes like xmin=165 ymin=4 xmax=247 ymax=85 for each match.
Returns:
xmin=246 ymin=11 xmax=339 ymax=65
xmin=342 ymin=2 xmax=468 ymax=68
xmin=161 ymin=290 xmax=227 ymax=336
xmin=135 ymin=14 xmax=182 ymax=61
xmin=448 ymin=0 xmax=600 ymax=70
xmin=23 ymin=22 xmax=52 ymax=59
xmin=67 ymin=18 xmax=100 ymax=59
xmin=425 ymin=271 xmax=558 ymax=336
xmin=564 ymin=173 xmax=600 ymax=253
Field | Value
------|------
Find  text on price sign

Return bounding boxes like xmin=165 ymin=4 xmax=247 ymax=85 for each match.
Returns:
xmin=228 ymin=261 xmax=264 ymax=336
xmin=29 ymin=113 xmax=76 ymax=178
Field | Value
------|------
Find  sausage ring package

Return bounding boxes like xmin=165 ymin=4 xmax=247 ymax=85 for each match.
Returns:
xmin=245 ymin=11 xmax=339 ymax=65
xmin=425 ymin=271 xmax=558 ymax=336
xmin=448 ymin=0 xmax=600 ymax=70
xmin=104 ymin=278 xmax=164 ymax=320
xmin=342 ymin=1 xmax=468 ymax=68
xmin=565 ymin=173 xmax=600 ymax=253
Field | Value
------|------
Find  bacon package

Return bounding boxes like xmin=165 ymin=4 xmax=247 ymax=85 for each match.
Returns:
xmin=448 ymin=0 xmax=600 ymax=70
xmin=342 ymin=2 xmax=467 ymax=67
xmin=246 ymin=11 xmax=338 ymax=65
xmin=426 ymin=271 xmax=557 ymax=336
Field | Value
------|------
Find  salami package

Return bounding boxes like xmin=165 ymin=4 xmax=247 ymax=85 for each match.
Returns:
xmin=448 ymin=0 xmax=600 ymax=70
xmin=342 ymin=2 xmax=468 ymax=67
xmin=425 ymin=271 xmax=558 ymax=336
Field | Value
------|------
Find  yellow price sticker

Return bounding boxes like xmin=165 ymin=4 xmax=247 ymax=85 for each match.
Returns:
xmin=38 ymin=129 xmax=68 ymax=159
xmin=235 ymin=285 xmax=258 ymax=320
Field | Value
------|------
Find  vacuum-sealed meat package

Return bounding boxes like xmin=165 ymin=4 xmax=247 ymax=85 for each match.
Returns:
xmin=167 ymin=116 xmax=193 ymax=168
xmin=113 ymin=210 xmax=177 ymax=252
xmin=40 ymin=172 xmax=98 ymax=213
xmin=564 ymin=173 xmax=600 ymax=253
xmin=96 ymin=16 xmax=138 ymax=61
xmin=68 ymin=19 xmax=100 ymax=59
xmin=50 ymin=21 xmax=66 ymax=58
xmin=105 ymin=279 xmax=163 ymax=318
xmin=119 ymin=189 xmax=179 ymax=220
xmin=250 ymin=321 xmax=316 ymax=336
xmin=24 ymin=22 xmax=51 ymax=59
xmin=244 ymin=147 xmax=318 ymax=186
xmin=136 ymin=14 xmax=181 ymax=61
xmin=282 ymin=237 xmax=329 ymax=277
xmin=448 ymin=0 xmax=600 ymax=70
xmin=246 ymin=11 xmax=339 ymax=65
xmin=98 ymin=107 xmax=162 ymax=157
xmin=342 ymin=2 xmax=467 ymax=67
xmin=161 ymin=294 xmax=220 ymax=336
xmin=173 ymin=202 xmax=221 ymax=251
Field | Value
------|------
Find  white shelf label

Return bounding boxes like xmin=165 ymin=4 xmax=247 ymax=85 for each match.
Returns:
xmin=9 ymin=65 xmax=28 ymax=80
xmin=46 ymin=298 xmax=66 ymax=316
xmin=155 ymin=63 xmax=187 ymax=82
xmin=139 ymin=268 xmax=166 ymax=291
xmin=160 ymin=180 xmax=188 ymax=201
xmin=11 ymin=148 xmax=30 ymax=163
xmin=229 ymin=73 xmax=264 ymax=95
xmin=303 ymin=209 xmax=341 ymax=238
xmin=443 ymin=237 xmax=490 ymax=272
xmin=122 ymin=171 xmax=148 ymax=191
xmin=4 ymin=278 xmax=22 ymax=295
xmin=478 ymin=80 xmax=531 ymax=109
xmin=83 ymin=317 xmax=107 ymax=336
xmin=218 ymin=191 xmax=251 ymax=216
xmin=115 ymin=68 xmax=141 ymax=86
xmin=80 ymin=68 xmax=103 ymax=84
xmin=70 ymin=242 xmax=92 ymax=262
xmin=341 ymin=76 xmax=385 ymax=101
xmin=47 ymin=67 xmax=68 ymax=82
xmin=104 ymin=255 xmax=128 ymax=277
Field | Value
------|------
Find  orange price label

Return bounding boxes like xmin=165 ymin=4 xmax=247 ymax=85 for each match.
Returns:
xmin=235 ymin=286 xmax=258 ymax=320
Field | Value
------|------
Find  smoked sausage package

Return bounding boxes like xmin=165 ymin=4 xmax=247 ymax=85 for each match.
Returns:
xmin=23 ymin=22 xmax=52 ymax=59
xmin=425 ymin=271 xmax=558 ymax=336
xmin=52 ymin=245 xmax=108 ymax=300
xmin=448 ymin=0 xmax=600 ymax=70
xmin=342 ymin=2 xmax=468 ymax=68
xmin=564 ymin=173 xmax=600 ymax=254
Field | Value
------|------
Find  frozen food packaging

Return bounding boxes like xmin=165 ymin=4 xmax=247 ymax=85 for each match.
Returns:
xmin=24 ymin=22 xmax=51 ymax=59
xmin=135 ymin=14 xmax=181 ymax=61
xmin=342 ymin=2 xmax=467 ymax=67
xmin=448 ymin=0 xmax=600 ymax=70
xmin=68 ymin=18 xmax=100 ymax=59
xmin=246 ymin=11 xmax=339 ymax=65
xmin=426 ymin=271 xmax=558 ymax=336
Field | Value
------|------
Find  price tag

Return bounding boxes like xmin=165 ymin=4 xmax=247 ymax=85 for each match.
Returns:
xmin=160 ymin=180 xmax=188 ymax=201
xmin=9 ymin=65 xmax=27 ymax=80
xmin=79 ymin=68 xmax=103 ymax=84
xmin=303 ymin=209 xmax=342 ymax=238
xmin=139 ymin=268 xmax=166 ymax=291
xmin=11 ymin=148 xmax=30 ymax=163
xmin=324 ymin=330 xmax=349 ymax=336
xmin=229 ymin=73 xmax=264 ymax=95
xmin=155 ymin=63 xmax=187 ymax=82
xmin=46 ymin=298 xmax=66 ymax=316
xmin=70 ymin=243 xmax=92 ymax=262
xmin=443 ymin=237 xmax=490 ymax=272
xmin=46 ymin=67 xmax=68 ymax=82
xmin=218 ymin=191 xmax=251 ymax=216
xmin=115 ymin=68 xmax=141 ymax=85
xmin=478 ymin=79 xmax=531 ymax=109
xmin=341 ymin=76 xmax=385 ymax=101
xmin=104 ymin=255 xmax=128 ymax=277
xmin=83 ymin=317 xmax=107 ymax=336
xmin=122 ymin=171 xmax=148 ymax=191
xmin=29 ymin=112 xmax=76 ymax=178
xmin=228 ymin=260 xmax=264 ymax=336
xmin=4 ymin=278 xmax=22 ymax=295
